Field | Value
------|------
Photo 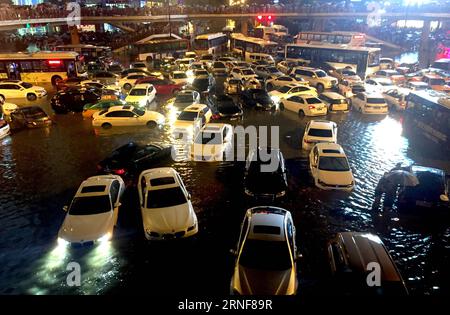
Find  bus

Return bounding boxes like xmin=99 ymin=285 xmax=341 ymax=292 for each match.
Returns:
xmin=285 ymin=43 xmax=381 ymax=79
xmin=296 ymin=31 xmax=366 ymax=46
xmin=0 ymin=51 xmax=86 ymax=85
xmin=230 ymin=33 xmax=278 ymax=64
xmin=55 ymin=44 xmax=111 ymax=61
xmin=194 ymin=33 xmax=228 ymax=56
xmin=254 ymin=25 xmax=288 ymax=40
xmin=405 ymin=90 xmax=450 ymax=151
xmin=134 ymin=36 xmax=189 ymax=62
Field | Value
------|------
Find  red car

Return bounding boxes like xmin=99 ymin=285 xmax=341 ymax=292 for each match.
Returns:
xmin=134 ymin=77 xmax=183 ymax=95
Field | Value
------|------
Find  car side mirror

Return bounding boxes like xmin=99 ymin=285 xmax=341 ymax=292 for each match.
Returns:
xmin=229 ymin=249 xmax=237 ymax=256
xmin=63 ymin=205 xmax=68 ymax=212
xmin=440 ymin=194 xmax=449 ymax=202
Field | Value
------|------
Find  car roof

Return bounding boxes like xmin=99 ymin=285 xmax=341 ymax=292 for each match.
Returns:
xmin=315 ymin=143 xmax=345 ymax=156
xmin=201 ymin=123 xmax=230 ymax=133
xmin=76 ymin=175 xmax=118 ymax=197
xmin=108 ymin=105 xmax=135 ymax=111
xmin=183 ymin=104 xmax=208 ymax=112
xmin=308 ymin=119 xmax=336 ymax=129
xmin=371 ymin=77 xmax=393 ymax=83
xmin=133 ymin=83 xmax=153 ymax=89
xmin=333 ymin=232 xmax=404 ymax=282
xmin=320 ymin=91 xmax=345 ymax=99
xmin=247 ymin=206 xmax=288 ymax=241
xmin=140 ymin=167 xmax=180 ymax=191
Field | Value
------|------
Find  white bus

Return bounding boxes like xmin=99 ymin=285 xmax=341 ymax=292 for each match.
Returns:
xmin=55 ymin=44 xmax=112 ymax=61
xmin=285 ymin=43 xmax=381 ymax=79
xmin=230 ymin=33 xmax=278 ymax=64
xmin=296 ymin=31 xmax=366 ymax=47
xmin=194 ymin=33 xmax=228 ymax=56
xmin=0 ymin=51 xmax=86 ymax=85
xmin=254 ymin=24 xmax=288 ymax=40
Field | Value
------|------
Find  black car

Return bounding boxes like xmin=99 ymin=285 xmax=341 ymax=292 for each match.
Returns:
xmin=97 ymin=142 xmax=173 ymax=177
xmin=9 ymin=106 xmax=52 ymax=129
xmin=208 ymin=94 xmax=243 ymax=121
xmin=240 ymin=88 xmax=276 ymax=111
xmin=190 ymin=76 xmax=215 ymax=97
xmin=51 ymin=87 xmax=101 ymax=113
xmin=244 ymin=147 xmax=288 ymax=199
xmin=398 ymin=165 xmax=449 ymax=211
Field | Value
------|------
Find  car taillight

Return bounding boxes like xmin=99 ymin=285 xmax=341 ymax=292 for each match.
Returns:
xmin=96 ymin=164 xmax=102 ymax=171
xmin=308 ymin=105 xmax=316 ymax=109
xmin=212 ymin=114 xmax=221 ymax=120
xmin=113 ymin=168 xmax=125 ymax=175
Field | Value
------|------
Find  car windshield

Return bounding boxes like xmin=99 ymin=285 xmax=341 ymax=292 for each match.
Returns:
xmin=129 ymin=89 xmax=146 ymax=96
xmin=429 ymin=78 xmax=445 ymax=85
xmin=109 ymin=65 xmax=122 ymax=71
xmin=316 ymin=70 xmax=327 ymax=77
xmin=330 ymin=98 xmax=347 ymax=104
xmin=379 ymin=81 xmax=393 ymax=86
xmin=193 ymin=79 xmax=209 ymax=91
xmin=277 ymin=86 xmax=290 ymax=93
xmin=318 ymin=156 xmax=350 ymax=171
xmin=133 ymin=108 xmax=145 ymax=116
xmin=173 ymin=73 xmax=187 ymax=79
xmin=367 ymin=98 xmax=386 ymax=104
xmin=175 ymin=94 xmax=193 ymax=103
xmin=195 ymin=132 xmax=222 ymax=145
xmin=178 ymin=111 xmax=198 ymax=121
xmin=134 ymin=63 xmax=146 ymax=68
xmin=146 ymin=187 xmax=187 ymax=208
xmin=21 ymin=82 xmax=33 ymax=89
xmin=239 ymin=239 xmax=292 ymax=271
xmin=201 ymin=55 xmax=213 ymax=61
xmin=342 ymin=70 xmax=356 ymax=76
xmin=267 ymin=67 xmax=279 ymax=73
xmin=196 ymin=70 xmax=208 ymax=76
xmin=69 ymin=195 xmax=111 ymax=215
xmin=306 ymin=98 xmax=322 ymax=104
xmin=308 ymin=128 xmax=333 ymax=137
xmin=242 ymin=69 xmax=255 ymax=75
xmin=213 ymin=62 xmax=225 ymax=68
xmin=22 ymin=107 xmax=47 ymax=119
xmin=229 ymin=80 xmax=241 ymax=85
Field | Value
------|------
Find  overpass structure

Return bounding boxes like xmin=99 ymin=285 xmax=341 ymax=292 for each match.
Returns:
xmin=0 ymin=12 xmax=450 ymax=31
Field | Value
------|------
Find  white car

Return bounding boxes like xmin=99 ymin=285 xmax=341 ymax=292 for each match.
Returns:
xmin=191 ymin=123 xmax=233 ymax=162
xmin=130 ymin=61 xmax=148 ymax=71
xmin=382 ymin=88 xmax=409 ymax=111
xmin=175 ymin=58 xmax=195 ymax=71
xmin=364 ymin=78 xmax=396 ymax=94
xmin=125 ymin=84 xmax=156 ymax=107
xmin=370 ymin=69 xmax=405 ymax=85
xmin=265 ymin=75 xmax=309 ymax=91
xmin=80 ymin=79 xmax=121 ymax=93
xmin=193 ymin=69 xmax=210 ymax=79
xmin=329 ymin=68 xmax=362 ymax=85
xmin=277 ymin=60 xmax=299 ymax=74
xmin=0 ymin=80 xmax=47 ymax=102
xmin=302 ymin=120 xmax=337 ymax=151
xmin=351 ymin=92 xmax=389 ymax=115
xmin=0 ymin=117 xmax=10 ymax=139
xmin=138 ymin=167 xmax=198 ymax=240
xmin=279 ymin=95 xmax=327 ymax=116
xmin=172 ymin=104 xmax=212 ymax=140
xmin=318 ymin=92 xmax=350 ymax=112
xmin=187 ymin=62 xmax=205 ymax=78
xmin=269 ymin=83 xmax=318 ymax=104
xmin=57 ymin=175 xmax=125 ymax=245
xmin=119 ymin=74 xmax=146 ymax=90
xmin=211 ymin=61 xmax=228 ymax=76
xmin=170 ymin=71 xmax=189 ymax=85
xmin=199 ymin=54 xmax=214 ymax=69
xmin=309 ymin=143 xmax=355 ymax=191
xmin=230 ymin=206 xmax=299 ymax=295
xmin=1 ymin=102 xmax=19 ymax=116
xmin=290 ymin=67 xmax=338 ymax=92
xmin=230 ymin=67 xmax=258 ymax=81
xmin=92 ymin=105 xmax=165 ymax=129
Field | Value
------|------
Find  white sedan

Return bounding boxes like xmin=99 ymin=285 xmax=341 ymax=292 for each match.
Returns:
xmin=309 ymin=143 xmax=355 ymax=191
xmin=92 ymin=105 xmax=165 ymax=129
xmin=364 ymin=78 xmax=396 ymax=94
xmin=269 ymin=84 xmax=317 ymax=104
xmin=138 ymin=167 xmax=198 ymax=240
xmin=265 ymin=76 xmax=308 ymax=91
xmin=57 ymin=175 xmax=125 ymax=245
xmin=125 ymin=84 xmax=156 ymax=107
xmin=0 ymin=80 xmax=47 ymax=102
xmin=279 ymin=95 xmax=327 ymax=116
xmin=191 ymin=123 xmax=233 ymax=161
xmin=302 ymin=120 xmax=337 ymax=151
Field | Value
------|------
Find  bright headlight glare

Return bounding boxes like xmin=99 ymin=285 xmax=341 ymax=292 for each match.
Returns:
xmin=271 ymin=96 xmax=280 ymax=104
xmin=97 ymin=233 xmax=111 ymax=243
xmin=57 ymin=237 xmax=69 ymax=246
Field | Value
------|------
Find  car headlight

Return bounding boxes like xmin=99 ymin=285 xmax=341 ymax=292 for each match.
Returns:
xmin=97 ymin=232 xmax=111 ymax=243
xmin=57 ymin=237 xmax=69 ymax=246
xmin=271 ymin=95 xmax=280 ymax=104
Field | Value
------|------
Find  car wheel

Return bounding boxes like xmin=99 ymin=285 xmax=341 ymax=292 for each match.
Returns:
xmin=0 ymin=94 xmax=4 ymax=103
xmin=147 ymin=121 xmax=157 ymax=129
xmin=316 ymin=83 xmax=324 ymax=93
xmin=279 ymin=103 xmax=285 ymax=111
xmin=102 ymin=122 xmax=112 ymax=129
xmin=298 ymin=110 xmax=305 ymax=117
xmin=124 ymin=83 xmax=132 ymax=91
xmin=27 ymin=93 xmax=37 ymax=101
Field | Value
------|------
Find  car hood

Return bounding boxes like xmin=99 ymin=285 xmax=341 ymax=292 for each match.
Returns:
xmin=59 ymin=212 xmax=113 ymax=242
xmin=142 ymin=202 xmax=195 ymax=232
xmin=125 ymin=95 xmax=145 ymax=102
xmin=233 ymin=265 xmax=296 ymax=295
xmin=192 ymin=143 xmax=223 ymax=157
xmin=318 ymin=169 xmax=354 ymax=185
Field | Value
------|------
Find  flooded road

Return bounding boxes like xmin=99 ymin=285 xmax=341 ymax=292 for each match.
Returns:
xmin=0 ymin=83 xmax=449 ymax=296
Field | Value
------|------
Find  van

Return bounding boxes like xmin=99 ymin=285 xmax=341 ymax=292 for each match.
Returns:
xmin=247 ymin=53 xmax=275 ymax=66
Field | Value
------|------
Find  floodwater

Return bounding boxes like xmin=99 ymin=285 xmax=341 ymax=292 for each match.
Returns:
xmin=0 ymin=80 xmax=449 ymax=296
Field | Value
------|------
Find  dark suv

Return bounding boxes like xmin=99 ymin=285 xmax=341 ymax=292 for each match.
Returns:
xmin=51 ymin=87 xmax=101 ymax=113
